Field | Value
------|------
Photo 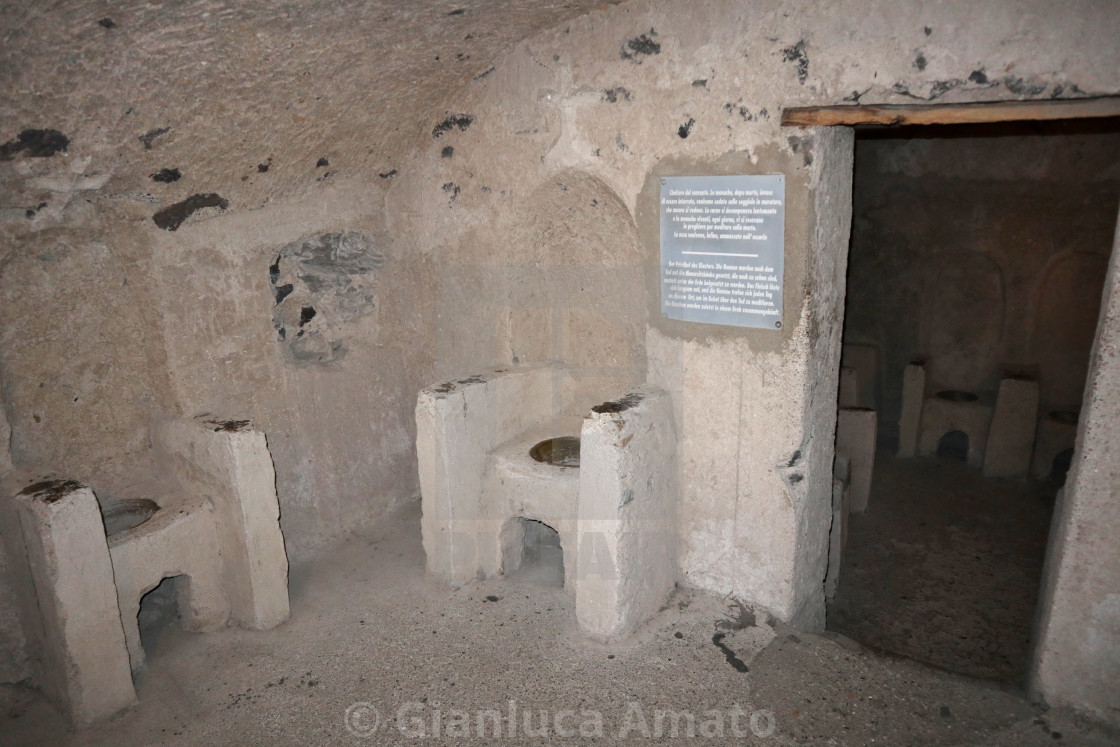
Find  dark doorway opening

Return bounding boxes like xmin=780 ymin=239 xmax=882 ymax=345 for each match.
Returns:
xmin=828 ymin=117 xmax=1120 ymax=686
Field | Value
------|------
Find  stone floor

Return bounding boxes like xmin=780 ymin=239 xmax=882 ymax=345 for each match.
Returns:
xmin=828 ymin=454 xmax=1056 ymax=685
xmin=3 ymin=502 xmax=1116 ymax=745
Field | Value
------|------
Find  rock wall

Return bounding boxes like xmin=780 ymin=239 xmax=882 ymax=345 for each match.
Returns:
xmin=388 ymin=0 xmax=1120 ymax=626
xmin=0 ymin=0 xmax=616 ymax=558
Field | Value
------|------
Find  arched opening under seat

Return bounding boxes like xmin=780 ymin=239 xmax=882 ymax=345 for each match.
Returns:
xmin=503 ymin=518 xmax=565 ymax=589
xmin=137 ymin=575 xmax=185 ymax=663
xmin=937 ymin=430 xmax=970 ymax=461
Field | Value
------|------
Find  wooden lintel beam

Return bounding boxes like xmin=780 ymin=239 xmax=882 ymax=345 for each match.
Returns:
xmin=781 ymin=97 xmax=1120 ymax=127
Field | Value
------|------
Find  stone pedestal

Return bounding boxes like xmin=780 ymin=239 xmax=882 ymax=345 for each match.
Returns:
xmin=836 ymin=408 xmax=877 ymax=514
xmin=897 ymin=362 xmax=926 ymax=458
xmin=918 ymin=393 xmax=993 ymax=468
xmin=1031 ymin=410 xmax=1080 ymax=479
xmin=576 ymin=386 xmax=677 ymax=640
xmin=152 ymin=416 xmax=290 ymax=630
xmin=2 ymin=482 xmax=136 ymax=726
xmin=983 ymin=377 xmax=1040 ymax=478
xmin=418 ymin=369 xmax=678 ymax=640
xmin=841 ymin=343 xmax=879 ymax=409
xmin=838 ymin=366 xmax=860 ymax=408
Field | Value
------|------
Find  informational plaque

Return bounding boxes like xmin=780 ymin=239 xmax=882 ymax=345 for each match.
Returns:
xmin=660 ymin=174 xmax=785 ymax=329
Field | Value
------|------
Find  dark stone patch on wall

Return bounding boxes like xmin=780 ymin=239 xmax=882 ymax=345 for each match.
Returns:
xmin=98 ymin=17 xmax=116 ymax=29
xmin=781 ymin=40 xmax=809 ymax=84
xmin=620 ymin=29 xmax=660 ymax=62
xmin=677 ymin=118 xmax=695 ymax=139
xmin=150 ymin=167 xmax=181 ymax=183
xmin=152 ymin=193 xmax=228 ymax=231
xmin=203 ymin=419 xmax=251 ymax=433
xmin=724 ymin=102 xmax=755 ymax=121
xmin=592 ymin=392 xmax=642 ymax=414
xmin=0 ymin=129 xmax=69 ymax=160
xmin=270 ymin=232 xmax=383 ymax=365
xmin=258 ymin=157 xmax=272 ymax=173
xmin=1003 ymin=76 xmax=1048 ymax=96
xmin=379 ymin=169 xmax=398 ymax=179
xmin=431 ymin=375 xmax=486 ymax=395
xmin=924 ymin=26 xmax=932 ymax=35
xmin=928 ymin=79 xmax=964 ymax=99
xmin=432 ymin=114 xmax=474 ymax=138
xmin=20 ymin=479 xmax=83 ymax=502
xmin=25 ymin=201 xmax=47 ymax=219
xmin=692 ymin=79 xmax=708 ymax=88
xmin=913 ymin=53 xmax=927 ymax=71
xmin=316 ymin=157 xmax=329 ymax=167
xmin=603 ymin=87 xmax=632 ymax=103
xmin=447 ymin=8 xmax=465 ymax=15
xmin=441 ymin=146 xmax=454 ymax=158
xmin=442 ymin=182 xmax=460 ymax=202
xmin=893 ymin=80 xmax=962 ymax=101
xmin=786 ymin=135 xmax=813 ymax=166
xmin=968 ymin=69 xmax=989 ymax=85
xmin=138 ymin=127 xmax=170 ymax=149
xmin=473 ymin=67 xmax=495 ymax=81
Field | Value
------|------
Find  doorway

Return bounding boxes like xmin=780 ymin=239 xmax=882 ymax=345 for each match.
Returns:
xmin=826 ymin=117 xmax=1120 ymax=684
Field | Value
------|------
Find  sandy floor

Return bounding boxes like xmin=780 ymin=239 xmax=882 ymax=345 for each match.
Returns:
xmin=2 ymin=502 xmax=1115 ymax=746
xmin=828 ymin=454 xmax=1055 ymax=685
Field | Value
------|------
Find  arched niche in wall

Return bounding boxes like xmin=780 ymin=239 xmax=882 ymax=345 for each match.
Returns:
xmin=500 ymin=171 xmax=647 ymax=415
xmin=1031 ymin=250 xmax=1110 ymax=408
xmin=920 ymin=250 xmax=1006 ymax=393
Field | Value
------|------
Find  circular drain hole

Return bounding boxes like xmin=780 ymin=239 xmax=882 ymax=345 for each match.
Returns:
xmin=529 ymin=436 xmax=581 ymax=468
xmin=936 ymin=390 xmax=978 ymax=403
xmin=100 ymin=498 xmax=160 ymax=536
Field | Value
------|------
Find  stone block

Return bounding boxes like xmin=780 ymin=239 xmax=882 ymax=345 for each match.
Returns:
xmin=576 ymin=386 xmax=677 ymax=640
xmin=5 ymin=482 xmax=135 ymax=726
xmin=897 ymin=361 xmax=925 ymax=458
xmin=107 ymin=493 xmax=229 ymax=671
xmin=841 ymin=343 xmax=879 ymax=409
xmin=983 ymin=377 xmax=1040 ymax=478
xmin=151 ymin=416 xmax=289 ymax=630
xmin=1031 ymin=410 xmax=1080 ymax=479
xmin=838 ymin=366 xmax=859 ymax=408
xmin=918 ymin=392 xmax=993 ymax=468
xmin=836 ymin=408 xmax=877 ymax=514
xmin=417 ymin=366 xmax=556 ymax=584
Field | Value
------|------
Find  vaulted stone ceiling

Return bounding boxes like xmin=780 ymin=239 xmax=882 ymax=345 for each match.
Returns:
xmin=0 ymin=0 xmax=622 ymax=217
